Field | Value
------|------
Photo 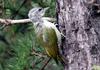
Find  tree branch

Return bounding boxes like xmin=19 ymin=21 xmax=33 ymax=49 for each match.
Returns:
xmin=40 ymin=58 xmax=51 ymax=70
xmin=31 ymin=49 xmax=47 ymax=58
xmin=0 ymin=17 xmax=56 ymax=25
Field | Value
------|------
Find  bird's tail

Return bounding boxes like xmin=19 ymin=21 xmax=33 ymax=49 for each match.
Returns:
xmin=57 ymin=55 xmax=66 ymax=66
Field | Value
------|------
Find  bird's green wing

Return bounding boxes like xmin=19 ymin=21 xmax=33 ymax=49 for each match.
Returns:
xmin=43 ymin=27 xmax=59 ymax=59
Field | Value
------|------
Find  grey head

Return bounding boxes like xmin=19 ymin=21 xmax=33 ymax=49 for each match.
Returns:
xmin=28 ymin=7 xmax=49 ymax=23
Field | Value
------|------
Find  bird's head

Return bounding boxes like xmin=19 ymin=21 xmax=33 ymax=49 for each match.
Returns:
xmin=28 ymin=7 xmax=49 ymax=23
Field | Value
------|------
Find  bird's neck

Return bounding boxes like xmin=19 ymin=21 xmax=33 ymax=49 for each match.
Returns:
xmin=33 ymin=18 xmax=43 ymax=26
xmin=34 ymin=18 xmax=44 ymax=33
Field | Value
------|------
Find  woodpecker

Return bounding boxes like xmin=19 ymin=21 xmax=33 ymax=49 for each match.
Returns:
xmin=28 ymin=7 xmax=64 ymax=64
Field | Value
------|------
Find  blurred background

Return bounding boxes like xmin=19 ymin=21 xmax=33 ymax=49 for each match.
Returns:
xmin=0 ymin=0 xmax=64 ymax=70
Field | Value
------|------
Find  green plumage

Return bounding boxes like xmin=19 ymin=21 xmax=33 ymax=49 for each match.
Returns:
xmin=28 ymin=7 xmax=65 ymax=65
xmin=36 ymin=27 xmax=63 ymax=64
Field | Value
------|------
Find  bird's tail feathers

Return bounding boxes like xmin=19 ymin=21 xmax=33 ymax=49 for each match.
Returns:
xmin=57 ymin=55 xmax=67 ymax=66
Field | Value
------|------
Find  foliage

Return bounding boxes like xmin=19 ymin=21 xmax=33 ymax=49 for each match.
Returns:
xmin=0 ymin=0 xmax=63 ymax=70
xmin=93 ymin=65 xmax=100 ymax=70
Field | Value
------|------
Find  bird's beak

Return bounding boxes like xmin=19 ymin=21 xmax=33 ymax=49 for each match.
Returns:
xmin=44 ymin=7 xmax=49 ymax=11
xmin=40 ymin=7 xmax=49 ymax=16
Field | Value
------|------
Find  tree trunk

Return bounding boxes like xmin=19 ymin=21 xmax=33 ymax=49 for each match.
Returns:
xmin=57 ymin=0 xmax=100 ymax=70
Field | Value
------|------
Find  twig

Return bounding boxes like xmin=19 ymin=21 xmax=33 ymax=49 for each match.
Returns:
xmin=0 ymin=17 xmax=56 ymax=25
xmin=40 ymin=58 xmax=51 ymax=70
xmin=0 ymin=19 xmax=30 ymax=24
xmin=31 ymin=49 xmax=47 ymax=58
xmin=32 ymin=57 xmax=45 ymax=69
xmin=11 ymin=0 xmax=27 ymax=19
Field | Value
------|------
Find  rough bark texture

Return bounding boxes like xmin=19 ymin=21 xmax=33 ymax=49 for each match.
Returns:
xmin=57 ymin=0 xmax=100 ymax=70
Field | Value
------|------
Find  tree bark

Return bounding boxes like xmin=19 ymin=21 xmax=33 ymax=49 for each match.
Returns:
xmin=57 ymin=0 xmax=100 ymax=70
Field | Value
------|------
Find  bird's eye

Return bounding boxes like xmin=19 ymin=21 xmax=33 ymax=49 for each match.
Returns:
xmin=38 ymin=8 xmax=42 ymax=11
